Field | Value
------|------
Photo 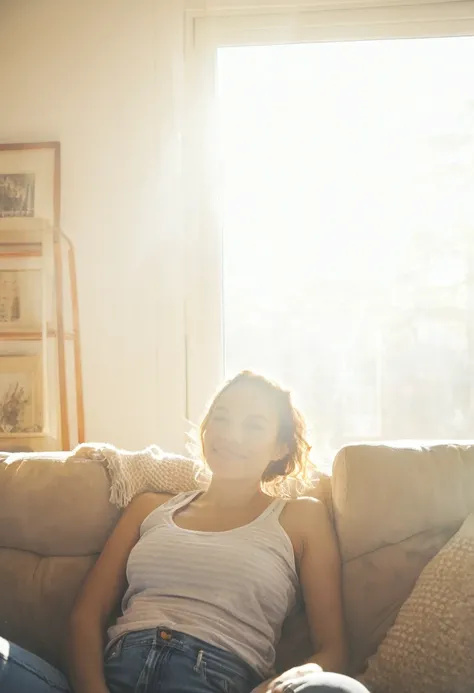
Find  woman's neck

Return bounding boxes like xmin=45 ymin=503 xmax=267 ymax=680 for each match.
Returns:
xmin=201 ymin=477 xmax=265 ymax=509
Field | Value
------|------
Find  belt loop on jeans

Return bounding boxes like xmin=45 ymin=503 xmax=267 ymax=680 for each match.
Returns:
xmin=193 ymin=649 xmax=204 ymax=673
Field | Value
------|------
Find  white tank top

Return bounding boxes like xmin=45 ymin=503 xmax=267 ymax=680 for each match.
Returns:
xmin=107 ymin=491 xmax=298 ymax=677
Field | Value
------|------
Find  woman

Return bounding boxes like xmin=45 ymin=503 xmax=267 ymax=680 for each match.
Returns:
xmin=1 ymin=371 xmax=369 ymax=693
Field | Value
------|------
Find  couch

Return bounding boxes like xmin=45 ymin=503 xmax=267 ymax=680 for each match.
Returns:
xmin=1 ymin=442 xmax=473 ymax=680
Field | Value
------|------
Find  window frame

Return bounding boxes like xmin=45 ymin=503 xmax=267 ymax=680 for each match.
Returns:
xmin=183 ymin=0 xmax=474 ymax=425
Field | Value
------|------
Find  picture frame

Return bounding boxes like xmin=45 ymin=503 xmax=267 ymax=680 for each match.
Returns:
xmin=0 ymin=355 xmax=43 ymax=437
xmin=0 ymin=269 xmax=42 ymax=330
xmin=0 ymin=142 xmax=60 ymax=229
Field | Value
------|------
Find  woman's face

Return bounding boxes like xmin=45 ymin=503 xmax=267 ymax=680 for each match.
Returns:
xmin=203 ymin=381 xmax=288 ymax=482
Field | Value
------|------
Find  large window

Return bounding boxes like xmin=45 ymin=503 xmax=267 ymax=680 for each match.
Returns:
xmin=186 ymin=3 xmax=474 ymax=464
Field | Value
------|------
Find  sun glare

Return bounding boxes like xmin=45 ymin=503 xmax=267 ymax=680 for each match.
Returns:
xmin=217 ymin=37 xmax=474 ymax=463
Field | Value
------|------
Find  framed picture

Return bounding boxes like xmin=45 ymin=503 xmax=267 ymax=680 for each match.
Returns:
xmin=0 ymin=270 xmax=42 ymax=330
xmin=0 ymin=355 xmax=43 ymax=436
xmin=0 ymin=143 xmax=60 ymax=229
xmin=0 ymin=174 xmax=35 ymax=218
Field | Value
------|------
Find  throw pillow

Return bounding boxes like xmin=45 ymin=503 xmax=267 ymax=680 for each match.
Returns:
xmin=359 ymin=512 xmax=474 ymax=693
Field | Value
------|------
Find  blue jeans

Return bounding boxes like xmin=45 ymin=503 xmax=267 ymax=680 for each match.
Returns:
xmin=0 ymin=629 xmax=369 ymax=693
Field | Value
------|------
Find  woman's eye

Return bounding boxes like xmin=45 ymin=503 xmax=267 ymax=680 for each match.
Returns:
xmin=213 ymin=415 xmax=228 ymax=423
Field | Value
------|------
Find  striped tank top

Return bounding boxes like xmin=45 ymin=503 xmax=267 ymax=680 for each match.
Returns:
xmin=107 ymin=491 xmax=298 ymax=677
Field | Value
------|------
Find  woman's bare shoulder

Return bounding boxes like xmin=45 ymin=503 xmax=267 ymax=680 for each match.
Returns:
xmin=284 ymin=495 xmax=327 ymax=521
xmin=280 ymin=496 xmax=332 ymax=555
xmin=125 ymin=491 xmax=174 ymax=522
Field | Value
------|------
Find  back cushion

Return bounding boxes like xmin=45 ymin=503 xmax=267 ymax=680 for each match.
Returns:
xmin=0 ymin=453 xmax=119 ymax=555
xmin=333 ymin=443 xmax=474 ymax=673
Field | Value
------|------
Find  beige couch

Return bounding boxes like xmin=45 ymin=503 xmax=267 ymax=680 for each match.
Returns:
xmin=1 ymin=443 xmax=473 ymax=679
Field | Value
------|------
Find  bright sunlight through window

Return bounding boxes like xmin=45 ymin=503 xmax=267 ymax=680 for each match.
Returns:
xmin=217 ymin=37 xmax=474 ymax=466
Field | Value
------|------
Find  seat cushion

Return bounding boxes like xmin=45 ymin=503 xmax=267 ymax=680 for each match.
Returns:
xmin=0 ymin=548 xmax=95 ymax=669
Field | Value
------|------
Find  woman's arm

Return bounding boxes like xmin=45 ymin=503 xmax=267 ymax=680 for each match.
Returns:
xmin=298 ymin=497 xmax=347 ymax=673
xmin=253 ymin=497 xmax=347 ymax=693
xmin=67 ymin=492 xmax=171 ymax=693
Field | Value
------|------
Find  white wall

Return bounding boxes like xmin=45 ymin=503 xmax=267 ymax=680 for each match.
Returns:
xmin=0 ymin=0 xmax=187 ymax=451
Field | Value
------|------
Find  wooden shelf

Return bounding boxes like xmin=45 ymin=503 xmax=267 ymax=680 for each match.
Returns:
xmin=0 ymin=145 xmax=85 ymax=450
xmin=0 ymin=432 xmax=46 ymax=439
xmin=0 ymin=329 xmax=75 ymax=341
xmin=0 ymin=251 xmax=42 ymax=258
xmin=0 ymin=242 xmax=43 ymax=258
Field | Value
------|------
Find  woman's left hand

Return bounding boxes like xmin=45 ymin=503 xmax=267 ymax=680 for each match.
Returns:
xmin=251 ymin=663 xmax=323 ymax=692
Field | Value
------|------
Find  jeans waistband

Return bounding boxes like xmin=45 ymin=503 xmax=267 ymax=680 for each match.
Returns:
xmin=118 ymin=627 xmax=259 ymax=683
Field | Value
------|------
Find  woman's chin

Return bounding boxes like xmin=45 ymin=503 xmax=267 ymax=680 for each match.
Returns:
xmin=206 ymin=459 xmax=245 ymax=480
xmin=207 ymin=449 xmax=239 ymax=468
xmin=206 ymin=464 xmax=238 ymax=479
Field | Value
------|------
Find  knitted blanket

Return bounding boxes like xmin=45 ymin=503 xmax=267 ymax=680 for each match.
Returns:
xmin=71 ymin=442 xmax=210 ymax=508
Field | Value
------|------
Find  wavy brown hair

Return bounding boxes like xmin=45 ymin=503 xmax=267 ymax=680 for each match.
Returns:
xmin=198 ymin=371 xmax=315 ymax=497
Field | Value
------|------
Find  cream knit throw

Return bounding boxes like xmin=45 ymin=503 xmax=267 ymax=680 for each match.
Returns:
xmin=71 ymin=442 xmax=211 ymax=508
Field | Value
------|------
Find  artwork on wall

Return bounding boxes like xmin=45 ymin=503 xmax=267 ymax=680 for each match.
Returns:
xmin=0 ymin=355 xmax=43 ymax=435
xmin=0 ymin=270 xmax=42 ymax=329
xmin=0 ymin=143 xmax=59 ymax=229
xmin=0 ymin=173 xmax=35 ymax=218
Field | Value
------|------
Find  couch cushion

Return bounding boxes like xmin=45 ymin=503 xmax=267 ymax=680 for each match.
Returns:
xmin=0 ymin=548 xmax=95 ymax=669
xmin=332 ymin=442 xmax=474 ymax=673
xmin=0 ymin=454 xmax=120 ymax=669
xmin=0 ymin=454 xmax=120 ymax=556
xmin=359 ymin=512 xmax=474 ymax=693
